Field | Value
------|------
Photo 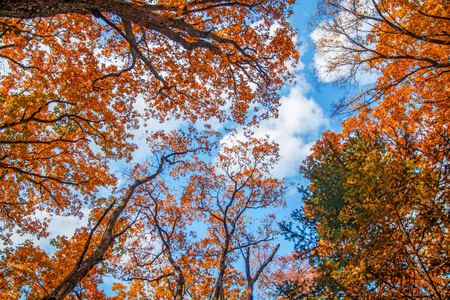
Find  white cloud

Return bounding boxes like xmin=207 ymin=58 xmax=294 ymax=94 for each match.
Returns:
xmin=220 ymin=76 xmax=328 ymax=179
xmin=255 ymin=83 xmax=328 ymax=178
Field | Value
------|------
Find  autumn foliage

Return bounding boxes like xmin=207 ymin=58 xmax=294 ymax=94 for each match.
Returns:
xmin=280 ymin=0 xmax=450 ymax=299
xmin=283 ymin=132 xmax=450 ymax=299
xmin=0 ymin=1 xmax=298 ymax=299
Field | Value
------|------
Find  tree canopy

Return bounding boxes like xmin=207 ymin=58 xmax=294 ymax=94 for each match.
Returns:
xmin=283 ymin=132 xmax=449 ymax=299
xmin=0 ymin=1 xmax=298 ymax=299
xmin=279 ymin=0 xmax=450 ymax=299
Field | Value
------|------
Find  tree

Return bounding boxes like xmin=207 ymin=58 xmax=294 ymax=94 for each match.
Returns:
xmin=282 ymin=131 xmax=450 ymax=299
xmin=1 ymin=128 xmax=216 ymax=299
xmin=95 ymin=135 xmax=285 ymax=300
xmin=277 ymin=0 xmax=450 ymax=299
xmin=0 ymin=1 xmax=298 ymax=298
xmin=312 ymin=0 xmax=450 ymax=116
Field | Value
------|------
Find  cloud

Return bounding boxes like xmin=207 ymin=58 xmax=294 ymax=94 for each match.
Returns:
xmin=220 ymin=76 xmax=328 ymax=179
xmin=254 ymin=82 xmax=328 ymax=178
xmin=311 ymin=28 xmax=379 ymax=85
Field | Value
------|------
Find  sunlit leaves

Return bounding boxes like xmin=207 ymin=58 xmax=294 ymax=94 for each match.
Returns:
xmin=0 ymin=0 xmax=298 ymax=298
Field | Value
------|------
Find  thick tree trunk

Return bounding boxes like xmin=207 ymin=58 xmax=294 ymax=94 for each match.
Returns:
xmin=245 ymin=285 xmax=254 ymax=300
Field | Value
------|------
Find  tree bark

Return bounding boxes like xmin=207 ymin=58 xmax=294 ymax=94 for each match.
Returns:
xmin=41 ymin=153 xmax=175 ymax=300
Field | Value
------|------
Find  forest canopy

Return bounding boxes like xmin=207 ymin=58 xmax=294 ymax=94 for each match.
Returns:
xmin=280 ymin=0 xmax=450 ymax=299
xmin=2 ymin=0 xmax=449 ymax=299
xmin=0 ymin=1 xmax=298 ymax=299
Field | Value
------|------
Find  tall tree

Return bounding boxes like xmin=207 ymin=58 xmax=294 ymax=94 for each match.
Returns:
xmin=257 ymin=251 xmax=317 ymax=300
xmin=1 ymin=128 xmax=216 ymax=299
xmin=282 ymin=132 xmax=450 ymax=299
xmin=93 ymin=135 xmax=285 ymax=299
xmin=0 ymin=1 xmax=298 ymax=298
xmin=278 ymin=0 xmax=450 ymax=299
